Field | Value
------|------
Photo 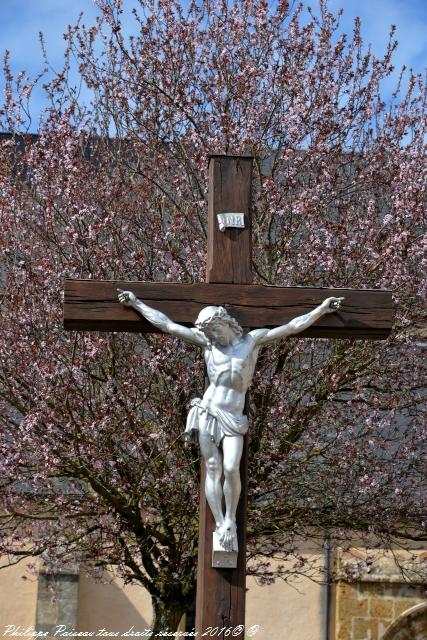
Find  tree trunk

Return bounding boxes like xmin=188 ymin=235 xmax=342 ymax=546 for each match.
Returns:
xmin=151 ymin=597 xmax=185 ymax=635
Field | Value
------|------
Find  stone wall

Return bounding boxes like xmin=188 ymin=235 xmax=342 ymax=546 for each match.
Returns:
xmin=382 ymin=603 xmax=427 ymax=640
xmin=332 ymin=580 xmax=426 ymax=640
xmin=331 ymin=549 xmax=427 ymax=640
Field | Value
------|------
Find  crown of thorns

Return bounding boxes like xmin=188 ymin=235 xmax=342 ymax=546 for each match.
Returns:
xmin=195 ymin=306 xmax=243 ymax=337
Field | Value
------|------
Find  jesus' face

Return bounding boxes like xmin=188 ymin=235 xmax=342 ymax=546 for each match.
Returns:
xmin=203 ymin=318 xmax=236 ymax=346
xmin=195 ymin=306 xmax=243 ymax=347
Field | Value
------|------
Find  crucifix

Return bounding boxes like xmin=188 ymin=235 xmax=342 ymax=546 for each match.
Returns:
xmin=64 ymin=155 xmax=392 ymax=638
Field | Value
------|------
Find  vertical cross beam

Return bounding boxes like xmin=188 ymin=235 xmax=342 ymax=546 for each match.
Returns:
xmin=207 ymin=155 xmax=253 ymax=284
xmin=195 ymin=155 xmax=253 ymax=638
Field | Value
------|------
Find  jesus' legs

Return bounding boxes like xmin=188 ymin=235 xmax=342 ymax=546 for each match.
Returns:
xmin=221 ymin=435 xmax=244 ymax=551
xmin=198 ymin=428 xmax=224 ymax=532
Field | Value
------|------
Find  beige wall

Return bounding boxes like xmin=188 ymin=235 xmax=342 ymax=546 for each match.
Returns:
xmin=77 ymin=572 xmax=152 ymax=633
xmin=246 ymin=566 xmax=324 ymax=640
xmin=3 ymin=548 xmax=425 ymax=640
xmin=78 ymin=568 xmax=325 ymax=639
xmin=79 ymin=555 xmax=325 ymax=639
xmin=0 ymin=556 xmax=325 ymax=640
xmin=0 ymin=559 xmax=38 ymax=630
xmin=78 ymin=566 xmax=325 ymax=639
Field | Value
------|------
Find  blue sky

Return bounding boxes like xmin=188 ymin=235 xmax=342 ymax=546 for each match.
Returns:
xmin=1 ymin=0 xmax=426 ymax=130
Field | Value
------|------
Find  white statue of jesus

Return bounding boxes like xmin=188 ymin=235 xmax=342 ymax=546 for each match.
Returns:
xmin=118 ymin=289 xmax=343 ymax=553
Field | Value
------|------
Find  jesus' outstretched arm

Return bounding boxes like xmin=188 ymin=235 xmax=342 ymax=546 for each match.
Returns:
xmin=117 ymin=289 xmax=208 ymax=347
xmin=249 ymin=297 xmax=344 ymax=346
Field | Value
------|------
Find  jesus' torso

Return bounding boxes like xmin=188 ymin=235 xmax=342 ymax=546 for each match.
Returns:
xmin=202 ymin=334 xmax=260 ymax=415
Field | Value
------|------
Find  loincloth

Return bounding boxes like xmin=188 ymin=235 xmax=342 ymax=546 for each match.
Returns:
xmin=184 ymin=398 xmax=249 ymax=447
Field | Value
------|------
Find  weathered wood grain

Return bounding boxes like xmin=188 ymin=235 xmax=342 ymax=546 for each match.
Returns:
xmin=207 ymin=155 xmax=253 ymax=284
xmin=64 ymin=279 xmax=393 ymax=339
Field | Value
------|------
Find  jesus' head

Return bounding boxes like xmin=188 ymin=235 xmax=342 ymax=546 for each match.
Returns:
xmin=195 ymin=306 xmax=243 ymax=346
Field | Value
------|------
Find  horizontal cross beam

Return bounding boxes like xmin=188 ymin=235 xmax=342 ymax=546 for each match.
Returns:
xmin=64 ymin=279 xmax=393 ymax=340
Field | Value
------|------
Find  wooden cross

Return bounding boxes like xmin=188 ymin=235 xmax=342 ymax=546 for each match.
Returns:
xmin=64 ymin=155 xmax=393 ymax=638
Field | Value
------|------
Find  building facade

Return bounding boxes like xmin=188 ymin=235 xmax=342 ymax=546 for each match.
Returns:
xmin=1 ymin=549 xmax=426 ymax=640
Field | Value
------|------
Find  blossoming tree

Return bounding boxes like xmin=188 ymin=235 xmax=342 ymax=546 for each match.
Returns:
xmin=0 ymin=0 xmax=425 ymax=633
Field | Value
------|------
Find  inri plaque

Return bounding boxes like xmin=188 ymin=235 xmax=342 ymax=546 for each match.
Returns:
xmin=217 ymin=212 xmax=245 ymax=232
